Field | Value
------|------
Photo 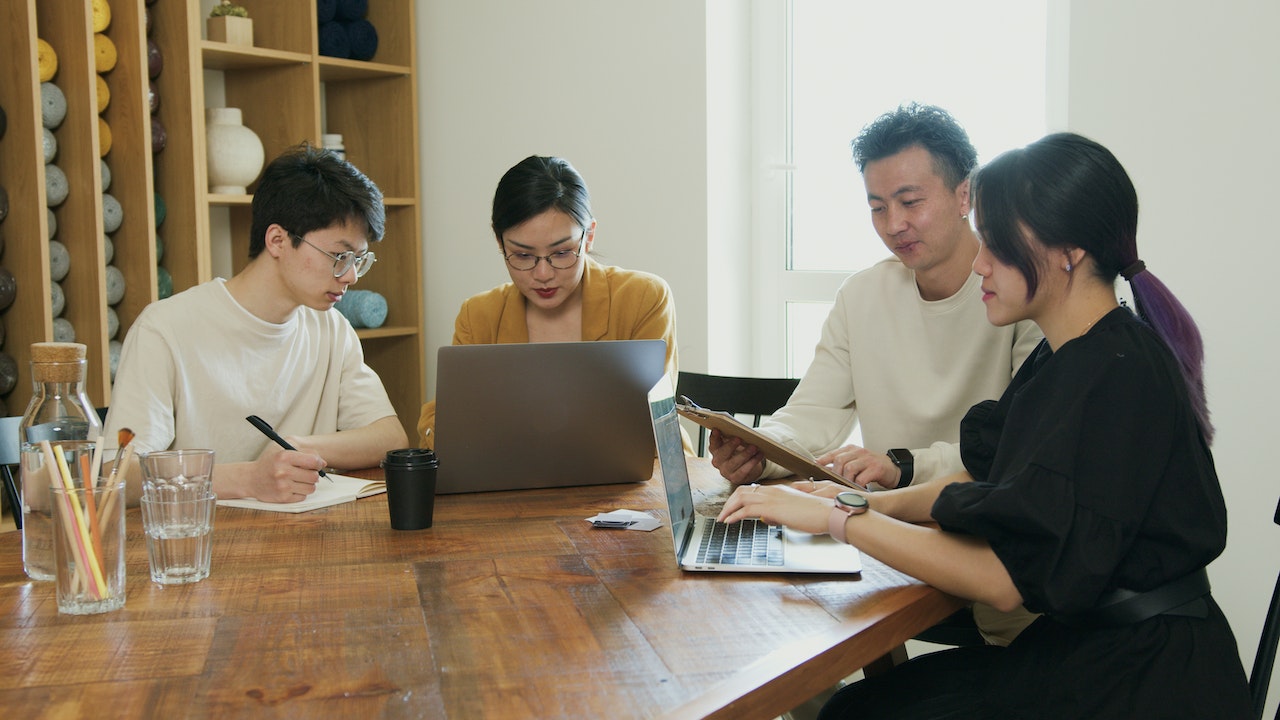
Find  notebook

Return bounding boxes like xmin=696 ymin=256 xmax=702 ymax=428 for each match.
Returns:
xmin=216 ymin=473 xmax=385 ymax=514
xmin=649 ymin=380 xmax=862 ymax=573
xmin=433 ymin=340 xmax=668 ymax=494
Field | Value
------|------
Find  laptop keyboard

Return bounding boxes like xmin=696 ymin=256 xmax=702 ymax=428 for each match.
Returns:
xmin=695 ymin=517 xmax=784 ymax=566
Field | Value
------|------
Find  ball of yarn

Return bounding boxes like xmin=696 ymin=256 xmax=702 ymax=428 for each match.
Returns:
xmin=53 ymin=317 xmax=76 ymax=343
xmin=94 ymin=33 xmax=118 ymax=73
xmin=151 ymin=116 xmax=167 ymax=154
xmin=51 ymin=281 xmax=65 ymax=317
xmin=37 ymin=39 xmax=58 ymax=82
xmin=103 ymin=233 xmax=114 ymax=264
xmin=105 ymin=264 xmax=125 ymax=305
xmin=157 ymin=265 xmax=173 ymax=299
xmin=109 ymin=339 xmax=123 ymax=379
xmin=45 ymin=164 xmax=69 ymax=207
xmin=334 ymin=289 xmax=387 ymax=328
xmin=0 ymin=267 xmax=15 ymax=311
xmin=335 ymin=0 xmax=367 ymax=21
xmin=344 ymin=19 xmax=378 ymax=61
xmin=102 ymin=193 xmax=123 ymax=233
xmin=318 ymin=21 xmax=350 ymax=59
xmin=0 ymin=351 xmax=17 ymax=396
xmin=0 ymin=186 xmax=6 ymax=223
xmin=98 ymin=117 xmax=112 ymax=156
xmin=96 ymin=74 xmax=110 ymax=113
xmin=317 ymin=0 xmax=337 ymax=24
xmin=47 ymin=208 xmax=57 ymax=240
xmin=0 ymin=316 xmax=5 ymax=346
xmin=49 ymin=240 xmax=71 ymax=282
xmin=155 ymin=233 xmax=165 ymax=261
xmin=107 ymin=306 xmax=119 ymax=339
xmin=92 ymin=0 xmax=112 ymax=32
xmin=100 ymin=159 xmax=112 ymax=191
xmin=42 ymin=127 xmax=57 ymax=163
xmin=149 ymin=80 xmax=160 ymax=114
xmin=0 ymin=103 xmax=6 ymax=140
xmin=148 ymin=39 xmax=163 ymax=79
xmin=41 ymin=82 xmax=67 ymax=129
xmin=154 ymin=193 xmax=166 ymax=226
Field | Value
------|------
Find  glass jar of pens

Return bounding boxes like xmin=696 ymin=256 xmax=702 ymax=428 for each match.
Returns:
xmin=17 ymin=342 xmax=104 ymax=582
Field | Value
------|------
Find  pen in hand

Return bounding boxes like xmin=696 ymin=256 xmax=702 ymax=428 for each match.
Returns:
xmin=245 ymin=415 xmax=331 ymax=482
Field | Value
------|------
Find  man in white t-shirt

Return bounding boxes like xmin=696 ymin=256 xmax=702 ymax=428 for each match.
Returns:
xmin=105 ymin=144 xmax=407 ymax=503
xmin=710 ymin=104 xmax=1042 ymax=646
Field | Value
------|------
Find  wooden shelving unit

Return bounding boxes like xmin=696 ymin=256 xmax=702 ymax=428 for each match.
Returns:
xmin=0 ymin=0 xmax=424 ymax=441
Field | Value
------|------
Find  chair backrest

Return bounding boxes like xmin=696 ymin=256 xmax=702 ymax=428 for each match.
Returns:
xmin=675 ymin=371 xmax=800 ymax=456
xmin=1 ymin=416 xmax=24 ymax=531
xmin=0 ymin=416 xmax=23 ymax=466
xmin=1250 ymin=496 xmax=1280 ymax=720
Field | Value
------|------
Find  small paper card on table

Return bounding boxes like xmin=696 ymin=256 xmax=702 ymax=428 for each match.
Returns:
xmin=586 ymin=509 xmax=661 ymax=532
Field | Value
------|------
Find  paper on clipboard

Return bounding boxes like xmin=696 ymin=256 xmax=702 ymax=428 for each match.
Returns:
xmin=675 ymin=397 xmax=857 ymax=488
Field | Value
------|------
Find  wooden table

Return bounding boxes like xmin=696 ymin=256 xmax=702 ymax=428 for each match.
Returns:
xmin=0 ymin=457 xmax=962 ymax=719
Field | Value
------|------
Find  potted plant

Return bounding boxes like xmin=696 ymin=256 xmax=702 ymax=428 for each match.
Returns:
xmin=208 ymin=1 xmax=253 ymax=47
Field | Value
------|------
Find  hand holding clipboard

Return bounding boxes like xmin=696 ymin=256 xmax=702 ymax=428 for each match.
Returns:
xmin=675 ymin=396 xmax=857 ymax=488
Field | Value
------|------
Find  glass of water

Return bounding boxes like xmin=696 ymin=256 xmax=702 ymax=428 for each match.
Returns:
xmin=140 ymin=491 xmax=216 ymax=584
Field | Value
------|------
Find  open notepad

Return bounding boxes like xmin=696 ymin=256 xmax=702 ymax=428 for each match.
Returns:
xmin=216 ymin=473 xmax=386 ymax=513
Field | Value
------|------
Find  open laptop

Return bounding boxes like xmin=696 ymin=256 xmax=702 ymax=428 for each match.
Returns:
xmin=433 ymin=340 xmax=667 ymax=494
xmin=649 ymin=380 xmax=862 ymax=573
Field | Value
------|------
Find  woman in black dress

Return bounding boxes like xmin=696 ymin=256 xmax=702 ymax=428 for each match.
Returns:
xmin=717 ymin=132 xmax=1252 ymax=719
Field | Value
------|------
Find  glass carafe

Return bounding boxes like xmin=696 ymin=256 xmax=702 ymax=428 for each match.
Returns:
xmin=19 ymin=342 xmax=103 ymax=580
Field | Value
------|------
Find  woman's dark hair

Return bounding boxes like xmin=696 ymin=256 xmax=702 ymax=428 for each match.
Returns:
xmin=491 ymin=156 xmax=593 ymax=241
xmin=972 ymin=132 xmax=1212 ymax=441
xmin=249 ymin=143 xmax=385 ymax=257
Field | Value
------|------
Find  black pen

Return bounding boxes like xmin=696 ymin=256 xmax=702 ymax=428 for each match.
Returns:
xmin=246 ymin=415 xmax=330 ymax=481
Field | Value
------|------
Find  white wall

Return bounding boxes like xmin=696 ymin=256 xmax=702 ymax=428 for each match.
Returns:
xmin=1066 ymin=1 xmax=1279 ymax=714
xmin=419 ymin=1 xmax=1280 ymax=712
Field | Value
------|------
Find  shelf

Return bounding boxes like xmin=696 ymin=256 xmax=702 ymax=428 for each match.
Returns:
xmin=201 ymin=42 xmax=311 ymax=71
xmin=355 ymin=326 xmax=420 ymax=341
xmin=318 ymin=57 xmax=411 ymax=82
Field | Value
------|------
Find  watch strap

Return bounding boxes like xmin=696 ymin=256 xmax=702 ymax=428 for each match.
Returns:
xmin=828 ymin=502 xmax=854 ymax=544
xmin=888 ymin=448 xmax=914 ymax=488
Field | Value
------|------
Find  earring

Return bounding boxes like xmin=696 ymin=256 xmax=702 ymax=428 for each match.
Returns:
xmin=1065 ymin=261 xmax=1073 ymax=273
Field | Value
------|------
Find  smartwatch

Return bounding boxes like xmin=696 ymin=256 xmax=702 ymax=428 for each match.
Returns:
xmin=887 ymin=448 xmax=914 ymax=488
xmin=828 ymin=491 xmax=868 ymax=544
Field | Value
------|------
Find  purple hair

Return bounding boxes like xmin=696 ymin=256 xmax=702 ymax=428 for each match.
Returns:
xmin=973 ymin=133 xmax=1213 ymax=442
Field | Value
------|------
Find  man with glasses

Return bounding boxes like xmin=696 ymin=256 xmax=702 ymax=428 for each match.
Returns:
xmin=105 ymin=144 xmax=407 ymax=503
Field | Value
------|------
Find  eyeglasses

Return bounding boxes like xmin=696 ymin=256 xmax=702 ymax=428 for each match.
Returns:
xmin=289 ymin=232 xmax=377 ymax=278
xmin=502 ymin=233 xmax=586 ymax=271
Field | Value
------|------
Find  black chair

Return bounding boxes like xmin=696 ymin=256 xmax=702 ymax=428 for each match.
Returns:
xmin=1 ymin=416 xmax=23 ymax=530
xmin=1250 ymin=496 xmax=1280 ymax=720
xmin=675 ymin=371 xmax=800 ymax=457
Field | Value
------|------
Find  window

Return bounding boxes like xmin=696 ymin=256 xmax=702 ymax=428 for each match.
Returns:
xmin=751 ymin=0 xmax=1054 ymax=376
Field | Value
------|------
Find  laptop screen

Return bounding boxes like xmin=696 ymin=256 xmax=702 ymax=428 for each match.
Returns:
xmin=648 ymin=379 xmax=695 ymax=558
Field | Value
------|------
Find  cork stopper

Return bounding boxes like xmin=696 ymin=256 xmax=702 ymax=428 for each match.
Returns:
xmin=30 ymin=342 xmax=88 ymax=383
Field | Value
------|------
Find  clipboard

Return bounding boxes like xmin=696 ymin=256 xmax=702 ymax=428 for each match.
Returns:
xmin=675 ymin=397 xmax=856 ymax=488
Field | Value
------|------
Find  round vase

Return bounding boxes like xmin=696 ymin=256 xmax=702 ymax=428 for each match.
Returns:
xmin=205 ymin=107 xmax=264 ymax=194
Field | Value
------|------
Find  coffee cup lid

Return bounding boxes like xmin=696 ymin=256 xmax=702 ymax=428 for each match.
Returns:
xmin=382 ymin=447 xmax=437 ymax=469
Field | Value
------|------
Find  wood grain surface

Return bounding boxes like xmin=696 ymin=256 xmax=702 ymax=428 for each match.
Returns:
xmin=0 ymin=457 xmax=962 ymax=719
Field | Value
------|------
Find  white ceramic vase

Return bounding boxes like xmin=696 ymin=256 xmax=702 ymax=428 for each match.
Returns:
xmin=205 ymin=107 xmax=264 ymax=194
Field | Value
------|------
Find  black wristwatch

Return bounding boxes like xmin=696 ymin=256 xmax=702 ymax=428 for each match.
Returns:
xmin=887 ymin=448 xmax=914 ymax=488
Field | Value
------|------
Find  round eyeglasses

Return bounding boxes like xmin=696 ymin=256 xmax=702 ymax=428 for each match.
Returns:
xmin=289 ymin=232 xmax=377 ymax=278
xmin=502 ymin=233 xmax=585 ymax=272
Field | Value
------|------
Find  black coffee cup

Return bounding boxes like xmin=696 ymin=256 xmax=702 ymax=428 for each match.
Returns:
xmin=381 ymin=448 xmax=439 ymax=530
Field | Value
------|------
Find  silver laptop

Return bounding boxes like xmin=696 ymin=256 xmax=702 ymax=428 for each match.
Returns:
xmin=649 ymin=379 xmax=862 ymax=573
xmin=434 ymin=340 xmax=667 ymax=494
